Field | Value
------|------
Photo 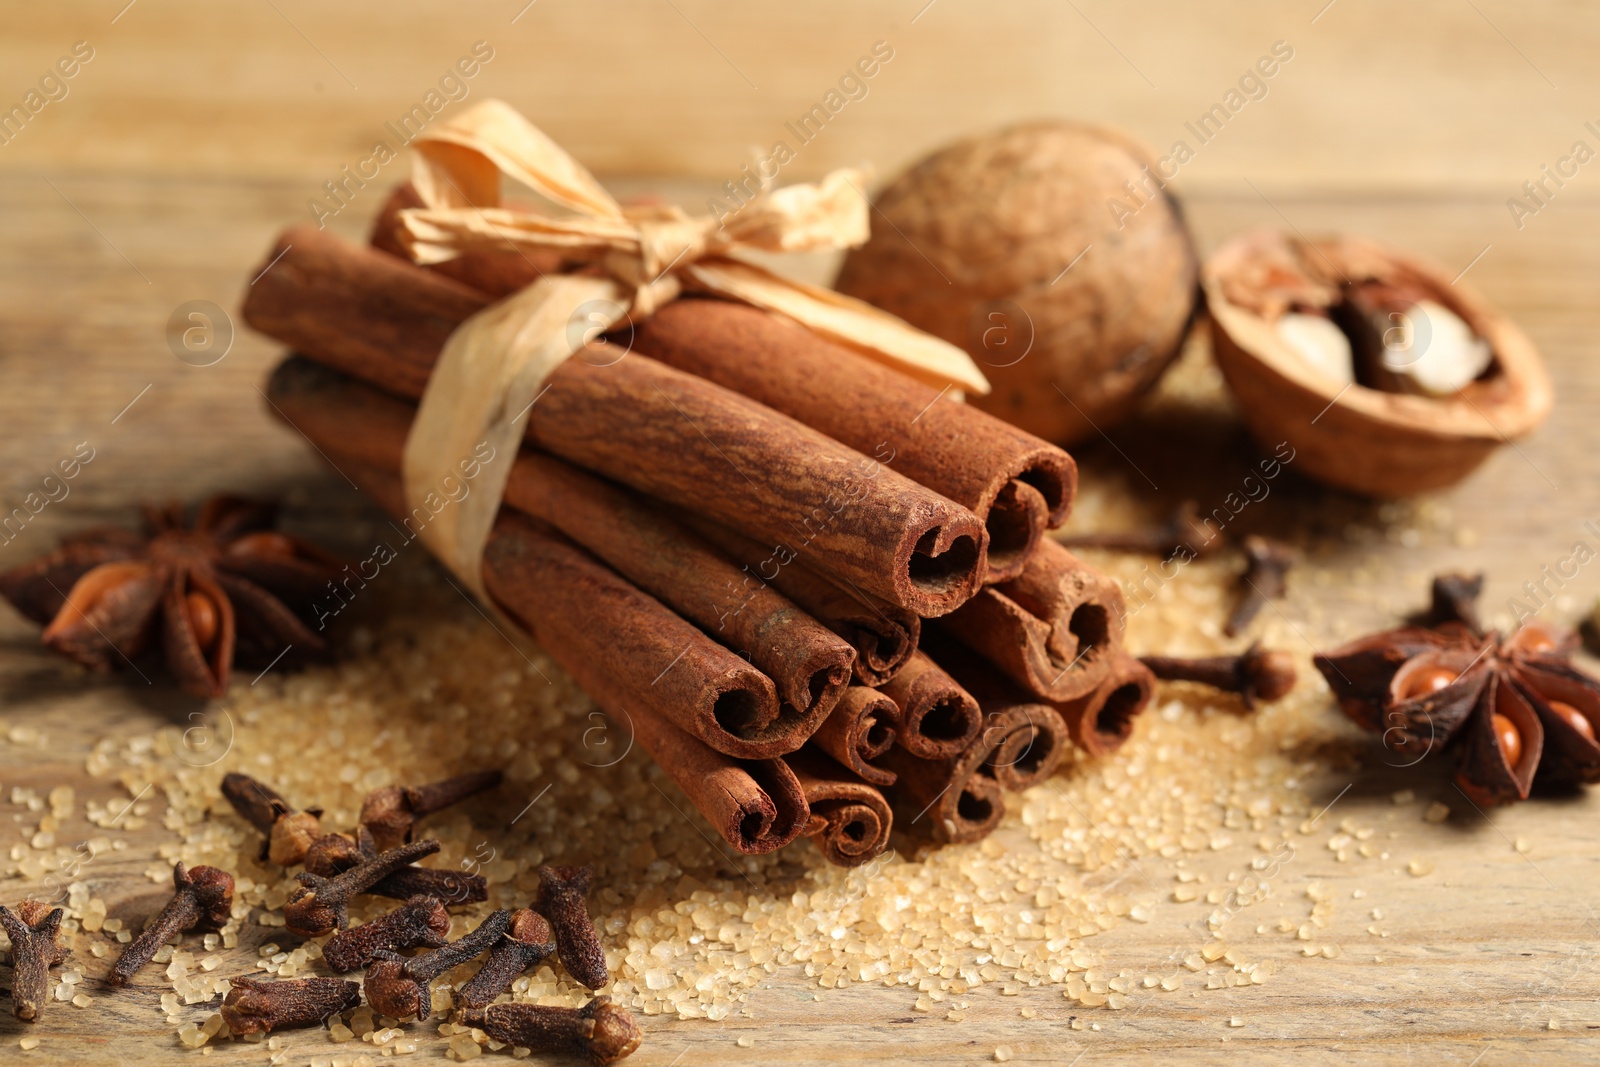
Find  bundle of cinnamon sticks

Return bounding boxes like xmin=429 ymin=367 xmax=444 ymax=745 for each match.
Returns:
xmin=241 ymin=183 xmax=1153 ymax=867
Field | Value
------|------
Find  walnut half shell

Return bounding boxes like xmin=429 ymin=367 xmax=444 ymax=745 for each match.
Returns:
xmin=1204 ymin=230 xmax=1552 ymax=497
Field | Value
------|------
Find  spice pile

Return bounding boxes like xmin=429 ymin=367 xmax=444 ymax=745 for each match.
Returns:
xmin=8 ymin=474 xmax=1571 ymax=1057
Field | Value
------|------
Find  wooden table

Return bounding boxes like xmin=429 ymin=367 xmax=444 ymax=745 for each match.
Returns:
xmin=7 ymin=4 xmax=1600 ymax=1064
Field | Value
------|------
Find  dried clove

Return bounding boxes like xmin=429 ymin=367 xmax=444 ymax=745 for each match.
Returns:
xmin=304 ymin=828 xmax=488 ymax=906
xmin=1225 ymin=535 xmax=1297 ymax=636
xmin=221 ymin=975 xmax=361 ymax=1034
xmin=1141 ymin=644 xmax=1297 ymax=709
xmin=321 ymin=895 xmax=451 ymax=973
xmin=535 ymin=864 xmax=608 ymax=989
xmin=1061 ymin=500 xmax=1225 ymax=561
xmin=459 ymin=997 xmax=642 ymax=1065
xmin=220 ymin=772 xmax=324 ymax=866
xmin=1409 ymin=571 xmax=1485 ymax=634
xmin=363 ymin=909 xmax=511 ymax=1020
xmin=284 ymin=838 xmax=439 ymax=936
xmin=456 ymin=909 xmax=557 ymax=1009
xmin=109 ymin=863 xmax=235 ymax=986
xmin=0 ymin=899 xmax=66 ymax=1021
xmin=360 ymin=770 xmax=503 ymax=853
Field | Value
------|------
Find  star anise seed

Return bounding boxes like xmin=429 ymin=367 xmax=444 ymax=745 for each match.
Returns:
xmin=0 ymin=496 xmax=343 ymax=697
xmin=1315 ymin=572 xmax=1600 ymax=805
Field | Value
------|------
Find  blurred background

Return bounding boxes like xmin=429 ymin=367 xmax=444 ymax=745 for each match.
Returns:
xmin=2 ymin=0 xmax=1597 ymax=602
xmin=4 ymin=1 xmax=1593 ymax=190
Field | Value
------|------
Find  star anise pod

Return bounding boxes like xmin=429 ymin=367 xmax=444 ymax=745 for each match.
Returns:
xmin=0 ymin=497 xmax=343 ymax=697
xmin=1315 ymin=572 xmax=1600 ymax=805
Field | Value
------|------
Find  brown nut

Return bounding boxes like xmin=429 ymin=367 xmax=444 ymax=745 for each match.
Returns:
xmin=1204 ymin=229 xmax=1552 ymax=497
xmin=836 ymin=121 xmax=1199 ymax=447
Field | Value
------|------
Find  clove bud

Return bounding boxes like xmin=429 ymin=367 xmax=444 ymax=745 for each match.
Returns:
xmin=110 ymin=862 xmax=235 ymax=986
xmin=220 ymin=772 xmax=323 ymax=866
xmin=535 ymin=864 xmax=609 ymax=989
xmin=1141 ymin=644 xmax=1297 ymax=709
xmin=0 ymin=899 xmax=67 ymax=1021
xmin=1225 ymin=535 xmax=1296 ymax=636
xmin=304 ymin=828 xmax=488 ymax=906
xmin=284 ymin=839 xmax=439 ymax=936
xmin=321 ymin=895 xmax=451 ymax=973
xmin=363 ymin=909 xmax=510 ymax=1020
xmin=1062 ymin=500 xmax=1225 ymax=561
xmin=359 ymin=770 xmax=502 ymax=853
xmin=458 ymin=997 xmax=642 ymax=1065
xmin=456 ymin=908 xmax=557 ymax=1009
xmin=221 ymin=975 xmax=361 ymax=1034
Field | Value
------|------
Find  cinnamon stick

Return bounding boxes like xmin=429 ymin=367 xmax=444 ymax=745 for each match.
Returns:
xmin=683 ymin=519 xmax=919 ymax=687
xmin=808 ymin=686 xmax=901 ymax=787
xmin=369 ymin=203 xmax=1075 ymax=587
xmin=936 ymin=539 xmax=1124 ymax=702
xmin=878 ymin=719 xmax=1006 ymax=846
xmin=925 ymin=636 xmax=1068 ymax=794
xmin=630 ymin=298 xmax=1077 ymax=583
xmin=315 ymin=457 xmax=808 ymax=855
xmin=241 ymin=227 xmax=988 ymax=616
xmin=983 ymin=701 xmax=1069 ymax=794
xmin=1053 ymin=652 xmax=1154 ymax=757
xmin=481 ymin=515 xmax=810 ymax=856
xmin=789 ymin=750 xmax=893 ymax=868
xmin=877 ymin=651 xmax=982 ymax=761
xmin=266 ymin=357 xmax=852 ymax=752
xmin=333 ymin=448 xmax=782 ymax=762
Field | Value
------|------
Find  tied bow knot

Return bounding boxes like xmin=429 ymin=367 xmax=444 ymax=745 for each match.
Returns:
xmin=396 ymin=98 xmax=986 ymax=598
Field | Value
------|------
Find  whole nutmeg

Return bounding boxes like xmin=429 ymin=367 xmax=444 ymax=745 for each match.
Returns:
xmin=836 ymin=121 xmax=1199 ymax=446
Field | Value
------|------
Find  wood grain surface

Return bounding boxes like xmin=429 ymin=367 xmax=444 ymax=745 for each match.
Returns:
xmin=6 ymin=4 xmax=1600 ymax=1065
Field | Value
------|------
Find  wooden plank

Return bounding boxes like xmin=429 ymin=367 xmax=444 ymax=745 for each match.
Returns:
xmin=2 ymin=0 xmax=1600 ymax=195
xmin=4 ymin=172 xmax=1600 ymax=1062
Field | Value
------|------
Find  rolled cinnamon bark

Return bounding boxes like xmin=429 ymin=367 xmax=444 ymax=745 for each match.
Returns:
xmin=925 ymin=637 xmax=1068 ymax=794
xmin=788 ymin=750 xmax=893 ymax=868
xmin=808 ymin=686 xmax=901 ymax=787
xmin=1053 ymin=652 xmax=1154 ymax=757
xmin=509 ymin=460 xmax=852 ymax=732
xmin=877 ymin=651 xmax=982 ymax=761
xmin=683 ymin=519 xmax=919 ymax=687
xmin=267 ymin=360 xmax=834 ymax=756
xmin=242 ymin=227 xmax=988 ymax=616
xmin=346 ymin=469 xmax=808 ymax=851
xmin=984 ymin=702 xmax=1069 ymax=794
xmin=482 ymin=517 xmax=809 ymax=854
xmin=620 ymin=703 xmax=810 ymax=857
xmin=323 ymin=451 xmax=788 ymax=766
xmin=369 ymin=204 xmax=1074 ymax=587
xmin=879 ymin=722 xmax=1006 ymax=846
xmin=306 ymin=437 xmax=808 ymax=854
xmin=266 ymin=357 xmax=852 ymax=749
xmin=630 ymin=298 xmax=1077 ymax=583
xmin=936 ymin=539 xmax=1124 ymax=702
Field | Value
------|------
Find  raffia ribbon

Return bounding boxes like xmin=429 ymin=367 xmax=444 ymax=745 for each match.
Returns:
xmin=397 ymin=99 xmax=988 ymax=595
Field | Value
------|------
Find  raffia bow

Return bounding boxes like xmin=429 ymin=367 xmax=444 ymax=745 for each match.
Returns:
xmin=395 ymin=99 xmax=987 ymax=596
